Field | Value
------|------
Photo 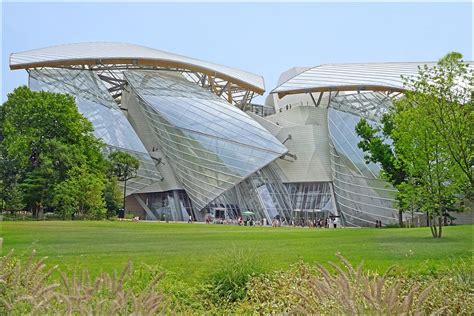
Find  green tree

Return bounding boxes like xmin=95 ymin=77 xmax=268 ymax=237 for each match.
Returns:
xmin=53 ymin=166 xmax=106 ymax=219
xmin=0 ymin=86 xmax=108 ymax=217
xmin=400 ymin=52 xmax=473 ymax=196
xmin=108 ymin=151 xmax=140 ymax=213
xmin=356 ymin=52 xmax=472 ymax=238
xmin=0 ymin=180 xmax=25 ymax=214
xmin=392 ymin=98 xmax=461 ymax=238
xmin=19 ymin=159 xmax=55 ymax=217
xmin=103 ymin=176 xmax=122 ymax=218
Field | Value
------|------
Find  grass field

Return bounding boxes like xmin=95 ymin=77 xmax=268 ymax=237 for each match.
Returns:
xmin=1 ymin=221 xmax=472 ymax=284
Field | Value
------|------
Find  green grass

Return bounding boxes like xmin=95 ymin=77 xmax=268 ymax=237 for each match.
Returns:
xmin=1 ymin=221 xmax=472 ymax=284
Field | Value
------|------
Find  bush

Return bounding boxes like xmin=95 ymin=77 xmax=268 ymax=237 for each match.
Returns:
xmin=235 ymin=254 xmax=474 ymax=315
xmin=201 ymin=248 xmax=263 ymax=305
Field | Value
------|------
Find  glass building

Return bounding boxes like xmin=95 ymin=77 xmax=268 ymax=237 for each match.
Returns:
xmin=10 ymin=43 xmax=472 ymax=225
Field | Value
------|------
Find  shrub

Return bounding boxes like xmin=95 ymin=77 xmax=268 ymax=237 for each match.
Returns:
xmin=236 ymin=254 xmax=474 ymax=315
xmin=201 ymin=248 xmax=263 ymax=305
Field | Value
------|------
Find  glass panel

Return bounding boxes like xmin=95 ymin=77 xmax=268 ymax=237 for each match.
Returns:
xmin=124 ymin=70 xmax=287 ymax=210
xmin=328 ymin=103 xmax=398 ymax=226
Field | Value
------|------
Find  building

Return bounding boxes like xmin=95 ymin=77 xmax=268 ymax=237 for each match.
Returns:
xmin=9 ymin=42 xmax=473 ymax=226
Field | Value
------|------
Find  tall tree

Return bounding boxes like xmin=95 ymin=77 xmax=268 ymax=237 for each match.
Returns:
xmin=392 ymin=97 xmax=461 ymax=238
xmin=0 ymin=86 xmax=108 ymax=217
xmin=109 ymin=151 xmax=140 ymax=213
xmin=400 ymin=52 xmax=473 ymax=196
xmin=355 ymin=52 xmax=472 ymax=238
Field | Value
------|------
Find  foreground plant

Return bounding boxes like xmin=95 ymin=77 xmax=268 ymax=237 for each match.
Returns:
xmin=291 ymin=253 xmax=437 ymax=315
xmin=1 ymin=250 xmax=472 ymax=315
xmin=201 ymin=248 xmax=263 ymax=306
xmin=239 ymin=254 xmax=473 ymax=315
xmin=0 ymin=250 xmax=168 ymax=315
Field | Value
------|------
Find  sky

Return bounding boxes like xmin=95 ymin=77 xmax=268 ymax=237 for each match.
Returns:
xmin=1 ymin=2 xmax=472 ymax=103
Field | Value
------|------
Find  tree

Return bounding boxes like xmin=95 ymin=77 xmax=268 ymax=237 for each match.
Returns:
xmin=400 ymin=52 xmax=473 ymax=196
xmin=103 ymin=176 xmax=122 ymax=218
xmin=0 ymin=180 xmax=25 ymax=213
xmin=0 ymin=86 xmax=108 ymax=217
xmin=53 ymin=166 xmax=106 ymax=219
xmin=355 ymin=52 xmax=473 ymax=238
xmin=392 ymin=98 xmax=461 ymax=238
xmin=108 ymin=151 xmax=140 ymax=213
xmin=19 ymin=158 xmax=55 ymax=217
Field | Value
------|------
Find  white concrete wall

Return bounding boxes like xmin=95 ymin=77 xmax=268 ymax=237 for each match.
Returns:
xmin=254 ymin=106 xmax=332 ymax=183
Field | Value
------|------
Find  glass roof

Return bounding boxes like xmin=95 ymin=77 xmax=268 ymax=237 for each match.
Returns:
xmin=272 ymin=61 xmax=474 ymax=94
xmin=10 ymin=42 xmax=265 ymax=93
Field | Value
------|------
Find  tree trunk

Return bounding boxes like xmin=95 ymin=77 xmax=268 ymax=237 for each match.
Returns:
xmin=123 ymin=179 xmax=127 ymax=214
xmin=429 ymin=214 xmax=444 ymax=238
xmin=398 ymin=209 xmax=404 ymax=227
xmin=429 ymin=215 xmax=438 ymax=238
xmin=437 ymin=215 xmax=443 ymax=238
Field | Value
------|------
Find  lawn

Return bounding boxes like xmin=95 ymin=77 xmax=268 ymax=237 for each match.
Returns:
xmin=1 ymin=221 xmax=472 ymax=284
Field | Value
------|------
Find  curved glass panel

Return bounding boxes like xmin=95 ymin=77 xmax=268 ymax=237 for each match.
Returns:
xmin=205 ymin=163 xmax=293 ymax=223
xmin=125 ymin=70 xmax=287 ymax=210
xmin=328 ymin=107 xmax=398 ymax=226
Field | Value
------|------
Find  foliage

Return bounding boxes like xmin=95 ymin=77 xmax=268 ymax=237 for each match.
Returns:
xmin=103 ymin=176 xmax=122 ymax=218
xmin=201 ymin=248 xmax=264 ymax=305
xmin=355 ymin=115 xmax=407 ymax=186
xmin=391 ymin=52 xmax=473 ymax=238
xmin=355 ymin=52 xmax=473 ymax=237
xmin=52 ymin=166 xmax=107 ymax=219
xmin=109 ymin=151 xmax=140 ymax=183
xmin=0 ymin=250 xmax=168 ymax=315
xmin=235 ymin=255 xmax=473 ymax=315
xmin=1 ymin=249 xmax=472 ymax=315
xmin=0 ymin=86 xmax=123 ymax=218
xmin=0 ymin=180 xmax=25 ymax=213
xmin=108 ymin=150 xmax=140 ymax=210
xmin=401 ymin=52 xmax=473 ymax=193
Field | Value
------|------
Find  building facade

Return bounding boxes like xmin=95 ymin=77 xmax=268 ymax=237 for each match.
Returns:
xmin=10 ymin=43 xmax=473 ymax=226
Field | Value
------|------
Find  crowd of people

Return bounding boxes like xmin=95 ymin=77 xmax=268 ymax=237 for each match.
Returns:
xmin=203 ymin=214 xmax=341 ymax=228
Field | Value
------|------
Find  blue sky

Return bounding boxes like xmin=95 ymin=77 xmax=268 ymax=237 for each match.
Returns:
xmin=2 ymin=2 xmax=472 ymax=103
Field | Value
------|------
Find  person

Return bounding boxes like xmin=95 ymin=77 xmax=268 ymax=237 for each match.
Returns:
xmin=263 ymin=218 xmax=267 ymax=226
xmin=188 ymin=215 xmax=193 ymax=223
